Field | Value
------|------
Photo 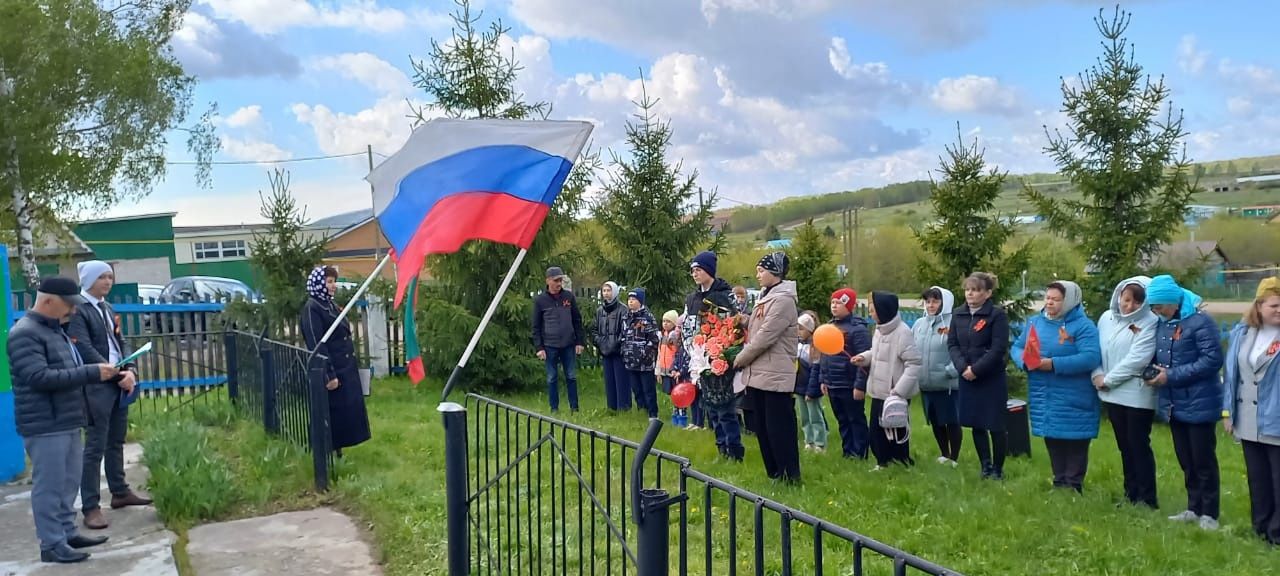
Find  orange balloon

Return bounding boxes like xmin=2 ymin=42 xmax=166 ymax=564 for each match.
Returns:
xmin=813 ymin=323 xmax=844 ymax=355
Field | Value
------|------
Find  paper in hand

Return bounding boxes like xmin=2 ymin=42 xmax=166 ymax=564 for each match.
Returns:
xmin=116 ymin=341 xmax=152 ymax=368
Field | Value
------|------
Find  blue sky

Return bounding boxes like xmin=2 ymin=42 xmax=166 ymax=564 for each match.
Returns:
xmin=116 ymin=0 xmax=1280 ymax=225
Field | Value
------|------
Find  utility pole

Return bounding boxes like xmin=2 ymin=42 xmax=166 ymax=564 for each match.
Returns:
xmin=367 ymin=144 xmax=383 ymax=279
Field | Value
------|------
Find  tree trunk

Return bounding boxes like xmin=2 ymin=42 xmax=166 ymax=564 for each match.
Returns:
xmin=0 ymin=66 xmax=41 ymax=288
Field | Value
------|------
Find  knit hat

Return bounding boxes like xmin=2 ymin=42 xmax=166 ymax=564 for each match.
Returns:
xmin=798 ymin=314 xmax=816 ymax=333
xmin=627 ymin=287 xmax=647 ymax=306
xmin=1257 ymin=277 xmax=1280 ymax=300
xmin=831 ymin=288 xmax=857 ymax=311
xmin=662 ymin=310 xmax=679 ymax=324
xmin=77 ymin=260 xmax=112 ymax=292
xmin=690 ymin=251 xmax=717 ymax=278
xmin=757 ymin=251 xmax=789 ymax=279
xmin=1146 ymin=275 xmax=1184 ymax=306
xmin=871 ymin=291 xmax=899 ymax=322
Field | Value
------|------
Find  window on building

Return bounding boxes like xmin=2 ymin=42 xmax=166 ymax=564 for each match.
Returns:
xmin=193 ymin=242 xmax=221 ymax=260
xmin=221 ymin=240 xmax=247 ymax=258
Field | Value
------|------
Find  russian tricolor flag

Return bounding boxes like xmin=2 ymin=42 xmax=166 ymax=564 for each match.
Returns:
xmin=367 ymin=118 xmax=594 ymax=307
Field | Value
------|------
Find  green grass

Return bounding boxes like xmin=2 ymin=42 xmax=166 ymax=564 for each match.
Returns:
xmin=141 ymin=373 xmax=1278 ymax=575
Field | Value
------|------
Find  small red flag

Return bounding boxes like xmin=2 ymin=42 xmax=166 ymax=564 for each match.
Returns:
xmin=1023 ymin=324 xmax=1042 ymax=371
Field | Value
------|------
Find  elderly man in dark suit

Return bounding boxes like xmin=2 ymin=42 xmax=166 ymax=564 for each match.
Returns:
xmin=9 ymin=277 xmax=119 ymax=563
xmin=66 ymin=261 xmax=149 ymax=531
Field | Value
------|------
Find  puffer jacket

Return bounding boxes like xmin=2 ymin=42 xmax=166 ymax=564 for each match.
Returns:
xmin=859 ymin=315 xmax=921 ymax=400
xmin=1152 ymin=289 xmax=1224 ymax=424
xmin=1013 ymin=298 xmax=1103 ymax=440
xmin=819 ymin=315 xmax=872 ymax=390
xmin=912 ymin=286 xmax=958 ymax=392
xmin=593 ymin=300 xmax=625 ymax=357
xmin=621 ymin=306 xmax=659 ymax=372
xmin=736 ymin=280 xmax=799 ymax=393
xmin=1094 ymin=276 xmax=1159 ymax=410
xmin=9 ymin=312 xmax=101 ymax=437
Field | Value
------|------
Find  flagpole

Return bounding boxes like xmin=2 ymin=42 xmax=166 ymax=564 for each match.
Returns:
xmin=314 ymin=252 xmax=392 ymax=351
xmin=440 ymin=247 xmax=529 ymax=401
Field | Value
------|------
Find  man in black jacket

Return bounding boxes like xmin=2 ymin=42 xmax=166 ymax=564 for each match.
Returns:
xmin=531 ymin=266 xmax=585 ymax=412
xmin=67 ymin=261 xmax=150 ymax=531
xmin=9 ymin=277 xmax=118 ymax=563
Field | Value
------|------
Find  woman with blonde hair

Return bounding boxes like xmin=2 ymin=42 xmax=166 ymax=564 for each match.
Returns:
xmin=1224 ymin=277 xmax=1280 ymax=544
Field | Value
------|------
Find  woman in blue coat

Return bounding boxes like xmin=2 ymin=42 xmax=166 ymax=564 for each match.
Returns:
xmin=1012 ymin=281 xmax=1102 ymax=492
xmin=1144 ymin=275 xmax=1224 ymax=531
xmin=300 ymin=266 xmax=372 ymax=454
xmin=1223 ymin=277 xmax=1280 ymax=544
xmin=947 ymin=272 xmax=1010 ymax=480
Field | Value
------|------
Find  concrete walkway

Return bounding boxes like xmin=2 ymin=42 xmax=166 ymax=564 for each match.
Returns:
xmin=186 ymin=508 xmax=382 ymax=575
xmin=0 ymin=443 xmax=178 ymax=576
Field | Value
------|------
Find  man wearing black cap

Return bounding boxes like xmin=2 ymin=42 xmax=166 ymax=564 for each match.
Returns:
xmin=532 ymin=266 xmax=585 ymax=412
xmin=8 ymin=277 xmax=119 ymax=563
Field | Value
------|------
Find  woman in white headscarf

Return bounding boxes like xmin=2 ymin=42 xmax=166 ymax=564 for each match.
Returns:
xmin=591 ymin=281 xmax=629 ymax=411
xmin=914 ymin=286 xmax=962 ymax=466
xmin=1094 ymin=276 xmax=1159 ymax=508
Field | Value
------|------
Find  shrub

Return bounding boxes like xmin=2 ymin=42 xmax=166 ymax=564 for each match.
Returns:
xmin=142 ymin=420 xmax=236 ymax=526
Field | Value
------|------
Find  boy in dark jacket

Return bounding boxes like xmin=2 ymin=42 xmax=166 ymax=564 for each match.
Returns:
xmin=819 ymin=288 xmax=871 ymax=459
xmin=532 ymin=267 xmax=585 ymax=412
xmin=622 ymin=288 xmax=660 ymax=418
xmin=1145 ymin=275 xmax=1225 ymax=530
xmin=673 ymin=251 xmax=744 ymax=459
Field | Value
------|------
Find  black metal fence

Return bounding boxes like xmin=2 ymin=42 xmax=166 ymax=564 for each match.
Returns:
xmin=226 ymin=330 xmax=334 ymax=491
xmin=443 ymin=393 xmax=962 ymax=576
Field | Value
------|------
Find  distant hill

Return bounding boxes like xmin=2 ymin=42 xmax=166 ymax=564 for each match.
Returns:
xmin=721 ymin=154 xmax=1280 ymax=237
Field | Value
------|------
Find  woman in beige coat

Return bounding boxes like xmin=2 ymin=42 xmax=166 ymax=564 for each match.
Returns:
xmin=854 ymin=292 xmax=921 ymax=469
xmin=734 ymin=252 xmax=801 ymax=482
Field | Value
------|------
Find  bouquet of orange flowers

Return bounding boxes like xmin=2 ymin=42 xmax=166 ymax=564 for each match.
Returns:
xmin=691 ymin=307 xmax=746 ymax=376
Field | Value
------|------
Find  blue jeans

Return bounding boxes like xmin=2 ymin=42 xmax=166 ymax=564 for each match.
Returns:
xmin=628 ymin=370 xmax=658 ymax=418
xmin=544 ymin=346 xmax=579 ymax=411
xmin=23 ymin=430 xmax=83 ymax=551
xmin=601 ymin=355 xmax=630 ymax=411
xmin=706 ymin=402 xmax=744 ymax=460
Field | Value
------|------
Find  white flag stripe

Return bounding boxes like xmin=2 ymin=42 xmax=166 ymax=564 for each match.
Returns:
xmin=367 ymin=118 xmax=593 ymax=215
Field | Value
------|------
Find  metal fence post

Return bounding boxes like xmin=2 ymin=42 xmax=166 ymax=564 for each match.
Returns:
xmin=307 ymin=355 xmax=331 ymax=492
xmin=224 ymin=332 xmax=239 ymax=404
xmin=439 ymin=401 xmax=469 ymax=576
xmin=633 ymin=419 xmax=680 ymax=576
xmin=260 ymin=347 xmax=278 ymax=434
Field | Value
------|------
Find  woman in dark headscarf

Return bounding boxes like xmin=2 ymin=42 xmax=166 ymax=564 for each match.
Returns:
xmin=300 ymin=266 xmax=372 ymax=454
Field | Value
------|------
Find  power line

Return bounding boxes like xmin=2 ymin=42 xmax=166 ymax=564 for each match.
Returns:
xmin=166 ymin=151 xmax=367 ymax=166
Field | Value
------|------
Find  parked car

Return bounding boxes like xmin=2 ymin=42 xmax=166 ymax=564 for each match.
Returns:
xmin=137 ymin=284 xmax=164 ymax=332
xmin=159 ymin=276 xmax=256 ymax=335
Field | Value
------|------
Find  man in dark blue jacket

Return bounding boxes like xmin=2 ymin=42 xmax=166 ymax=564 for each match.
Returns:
xmin=9 ymin=277 xmax=118 ymax=563
xmin=67 ymin=261 xmax=150 ymax=531
xmin=532 ymin=266 xmax=585 ymax=412
xmin=1145 ymin=275 xmax=1224 ymax=531
xmin=819 ymin=288 xmax=871 ymax=459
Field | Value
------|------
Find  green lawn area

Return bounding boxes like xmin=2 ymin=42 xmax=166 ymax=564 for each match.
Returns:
xmin=141 ymin=372 xmax=1278 ymax=575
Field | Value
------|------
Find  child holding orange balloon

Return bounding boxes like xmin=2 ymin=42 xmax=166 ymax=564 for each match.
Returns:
xmin=816 ymin=288 xmax=872 ymax=460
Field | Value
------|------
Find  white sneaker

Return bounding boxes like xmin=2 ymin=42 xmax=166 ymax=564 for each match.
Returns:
xmin=871 ymin=465 xmax=885 ymax=472
xmin=804 ymin=444 xmax=814 ymax=451
xmin=1198 ymin=516 xmax=1220 ymax=531
xmin=949 ymin=459 xmax=959 ymax=468
xmin=813 ymin=446 xmax=826 ymax=454
xmin=936 ymin=456 xmax=950 ymax=465
xmin=1168 ymin=510 xmax=1198 ymax=523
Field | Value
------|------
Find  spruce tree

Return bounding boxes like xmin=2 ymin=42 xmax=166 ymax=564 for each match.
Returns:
xmin=1023 ymin=6 xmax=1196 ymax=314
xmin=788 ymin=219 xmax=839 ymax=316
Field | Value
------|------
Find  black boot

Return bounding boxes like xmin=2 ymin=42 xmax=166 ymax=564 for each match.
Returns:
xmin=980 ymin=462 xmax=994 ymax=479
xmin=67 ymin=534 xmax=108 ymax=548
xmin=40 ymin=546 xmax=90 ymax=564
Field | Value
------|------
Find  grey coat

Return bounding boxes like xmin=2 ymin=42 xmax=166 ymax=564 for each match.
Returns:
xmin=9 ymin=312 xmax=102 ymax=437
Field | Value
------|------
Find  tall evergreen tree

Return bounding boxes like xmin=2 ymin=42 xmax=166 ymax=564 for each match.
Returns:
xmin=407 ymin=0 xmax=596 ymax=390
xmin=916 ymin=128 xmax=1031 ymax=317
xmin=788 ymin=219 xmax=839 ymax=316
xmin=1023 ymin=6 xmax=1196 ymax=314
xmin=591 ymin=84 xmax=718 ymax=313
xmin=245 ymin=170 xmax=328 ymax=338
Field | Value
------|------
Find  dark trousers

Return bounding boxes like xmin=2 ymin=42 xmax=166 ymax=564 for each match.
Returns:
xmin=82 ymin=384 xmax=131 ymax=511
xmin=543 ymin=346 xmax=579 ymax=411
xmin=1170 ymin=420 xmax=1220 ymax=519
xmin=827 ymin=391 xmax=869 ymax=459
xmin=706 ymin=402 xmax=744 ymax=460
xmin=1242 ymin=440 xmax=1280 ymax=543
xmin=601 ymin=355 xmax=630 ymax=411
xmin=931 ymin=424 xmax=963 ymax=462
xmin=747 ymin=388 xmax=800 ymax=481
xmin=870 ymin=398 xmax=913 ymax=467
xmin=628 ymin=370 xmax=658 ymax=418
xmin=1044 ymin=438 xmax=1091 ymax=492
xmin=1106 ymin=403 xmax=1158 ymax=507
xmin=972 ymin=428 xmax=1007 ymax=475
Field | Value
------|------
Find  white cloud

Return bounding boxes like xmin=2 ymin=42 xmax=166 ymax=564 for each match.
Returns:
xmin=115 ymin=177 xmax=373 ymax=226
xmin=172 ymin=11 xmax=300 ymax=79
xmin=1227 ymin=96 xmax=1254 ymax=117
xmin=292 ymin=98 xmax=421 ymax=157
xmin=198 ymin=0 xmax=409 ymax=34
xmin=222 ymin=105 xmax=264 ymax=129
xmin=311 ymin=53 xmax=413 ymax=96
xmin=1177 ymin=34 xmax=1209 ymax=75
xmin=930 ymin=75 xmax=1022 ymax=116
xmin=1218 ymin=58 xmax=1280 ymax=97
xmin=219 ymin=136 xmax=292 ymax=163
xmin=827 ymin=37 xmax=892 ymax=85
